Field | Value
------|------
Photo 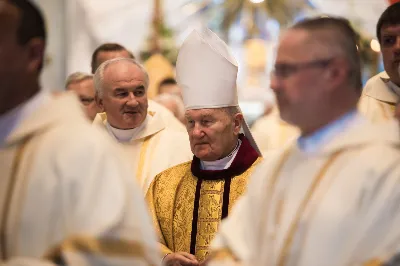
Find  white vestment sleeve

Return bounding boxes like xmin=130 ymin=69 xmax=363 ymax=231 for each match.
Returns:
xmin=342 ymin=162 xmax=400 ymax=266
xmin=43 ymin=132 xmax=161 ymax=266
xmin=210 ymin=156 xmax=277 ymax=266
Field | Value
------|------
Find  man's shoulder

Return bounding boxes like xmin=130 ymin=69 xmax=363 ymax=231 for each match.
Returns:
xmin=41 ymin=118 xmax=118 ymax=160
xmin=362 ymin=71 xmax=391 ymax=97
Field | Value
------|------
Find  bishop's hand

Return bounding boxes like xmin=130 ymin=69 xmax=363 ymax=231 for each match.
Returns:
xmin=163 ymin=252 xmax=199 ymax=266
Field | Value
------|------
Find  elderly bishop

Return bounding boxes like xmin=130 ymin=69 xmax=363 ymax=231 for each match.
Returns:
xmin=146 ymin=28 xmax=262 ymax=266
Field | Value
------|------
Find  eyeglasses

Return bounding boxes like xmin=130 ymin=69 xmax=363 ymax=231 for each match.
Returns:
xmin=271 ymin=58 xmax=333 ymax=79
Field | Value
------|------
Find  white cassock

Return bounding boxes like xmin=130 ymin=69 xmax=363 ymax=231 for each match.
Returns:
xmin=359 ymin=71 xmax=399 ymax=122
xmin=148 ymin=100 xmax=186 ymax=132
xmin=251 ymin=107 xmax=299 ymax=152
xmin=93 ymin=109 xmax=193 ymax=193
xmin=210 ymin=111 xmax=400 ymax=266
xmin=0 ymin=91 xmax=160 ymax=266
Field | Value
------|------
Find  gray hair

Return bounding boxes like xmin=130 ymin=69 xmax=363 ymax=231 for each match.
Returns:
xmin=154 ymin=94 xmax=185 ymax=120
xmin=93 ymin=57 xmax=149 ymax=98
xmin=65 ymin=72 xmax=93 ymax=88
xmin=222 ymin=106 xmax=242 ymax=119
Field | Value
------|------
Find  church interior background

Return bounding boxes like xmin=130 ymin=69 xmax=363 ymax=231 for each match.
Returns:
xmin=34 ymin=0 xmax=394 ymax=125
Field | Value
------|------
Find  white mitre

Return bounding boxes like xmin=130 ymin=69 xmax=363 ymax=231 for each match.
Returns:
xmin=176 ymin=28 xmax=262 ymax=156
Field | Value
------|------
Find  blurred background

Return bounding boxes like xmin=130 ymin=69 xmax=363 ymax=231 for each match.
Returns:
xmin=34 ymin=0 xmax=395 ymax=124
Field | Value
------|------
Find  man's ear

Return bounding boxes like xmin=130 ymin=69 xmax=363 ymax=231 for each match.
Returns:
xmin=324 ymin=58 xmax=349 ymax=92
xmin=233 ymin=113 xmax=244 ymax=135
xmin=95 ymin=93 xmax=104 ymax=112
xmin=26 ymin=38 xmax=45 ymax=73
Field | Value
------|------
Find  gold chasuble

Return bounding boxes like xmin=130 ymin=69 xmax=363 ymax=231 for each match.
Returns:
xmin=146 ymin=134 xmax=261 ymax=262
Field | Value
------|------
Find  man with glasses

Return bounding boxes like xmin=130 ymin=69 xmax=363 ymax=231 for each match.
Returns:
xmin=359 ymin=2 xmax=400 ymax=122
xmin=207 ymin=17 xmax=400 ymax=266
xmin=65 ymin=72 xmax=100 ymax=121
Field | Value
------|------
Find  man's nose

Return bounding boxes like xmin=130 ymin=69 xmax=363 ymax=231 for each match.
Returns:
xmin=270 ymin=73 xmax=281 ymax=93
xmin=191 ymin=124 xmax=204 ymax=138
xmin=126 ymin=92 xmax=139 ymax=107
xmin=394 ymin=36 xmax=400 ymax=52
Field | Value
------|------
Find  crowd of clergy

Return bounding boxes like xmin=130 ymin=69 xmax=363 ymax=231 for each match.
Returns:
xmin=1 ymin=0 xmax=400 ymax=265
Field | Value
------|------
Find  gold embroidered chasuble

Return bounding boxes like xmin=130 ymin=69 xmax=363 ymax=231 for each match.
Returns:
xmin=146 ymin=135 xmax=261 ymax=262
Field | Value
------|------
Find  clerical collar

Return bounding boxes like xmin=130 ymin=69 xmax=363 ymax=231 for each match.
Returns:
xmin=191 ymin=134 xmax=259 ymax=181
xmin=297 ymin=109 xmax=362 ymax=154
xmin=200 ymin=139 xmax=242 ymax=170
xmin=106 ymin=115 xmax=149 ymax=143
xmin=0 ymin=90 xmax=50 ymax=146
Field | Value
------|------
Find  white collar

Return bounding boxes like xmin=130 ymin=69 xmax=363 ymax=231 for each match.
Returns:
xmin=297 ymin=110 xmax=362 ymax=154
xmin=106 ymin=115 xmax=149 ymax=143
xmin=0 ymin=91 xmax=50 ymax=145
xmin=200 ymin=139 xmax=242 ymax=170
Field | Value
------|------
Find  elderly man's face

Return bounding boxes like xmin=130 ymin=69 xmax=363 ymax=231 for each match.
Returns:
xmin=67 ymin=78 xmax=100 ymax=121
xmin=381 ymin=24 xmax=400 ymax=86
xmin=270 ymin=29 xmax=331 ymax=127
xmin=98 ymin=61 xmax=148 ymax=129
xmin=185 ymin=108 xmax=242 ymax=161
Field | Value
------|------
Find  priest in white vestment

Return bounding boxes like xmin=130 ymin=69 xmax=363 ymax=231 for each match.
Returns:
xmin=208 ymin=17 xmax=400 ymax=266
xmin=91 ymin=42 xmax=186 ymax=132
xmin=359 ymin=3 xmax=400 ymax=122
xmin=0 ymin=1 xmax=159 ymax=265
xmin=93 ymin=58 xmax=193 ymax=192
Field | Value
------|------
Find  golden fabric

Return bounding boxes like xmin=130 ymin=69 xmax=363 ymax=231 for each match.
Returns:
xmin=146 ymin=158 xmax=262 ymax=262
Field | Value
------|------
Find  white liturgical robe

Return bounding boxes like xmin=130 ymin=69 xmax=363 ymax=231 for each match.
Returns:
xmin=359 ymin=71 xmax=400 ymax=122
xmin=210 ymin=112 xmax=400 ymax=266
xmin=93 ymin=109 xmax=193 ymax=193
xmin=0 ymin=92 xmax=160 ymax=265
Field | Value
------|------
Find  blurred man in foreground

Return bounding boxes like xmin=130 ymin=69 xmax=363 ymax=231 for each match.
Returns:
xmin=209 ymin=17 xmax=400 ymax=266
xmin=0 ymin=1 xmax=159 ymax=265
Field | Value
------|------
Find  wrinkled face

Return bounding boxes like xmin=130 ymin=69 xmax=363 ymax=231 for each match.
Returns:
xmin=159 ymin=84 xmax=182 ymax=98
xmin=94 ymin=50 xmax=132 ymax=72
xmin=67 ymin=78 xmax=100 ymax=121
xmin=185 ymin=108 xmax=242 ymax=161
xmin=380 ymin=24 xmax=400 ymax=86
xmin=97 ymin=61 xmax=148 ymax=129
xmin=270 ymin=29 xmax=330 ymax=126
